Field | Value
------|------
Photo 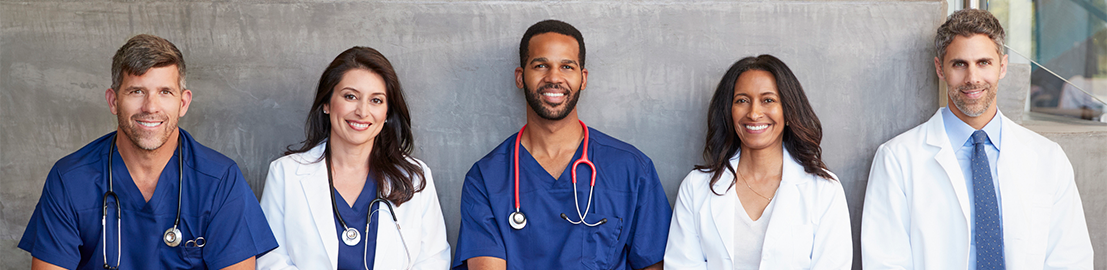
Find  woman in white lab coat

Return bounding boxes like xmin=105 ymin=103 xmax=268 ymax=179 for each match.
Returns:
xmin=256 ymin=47 xmax=450 ymax=269
xmin=664 ymin=55 xmax=852 ymax=269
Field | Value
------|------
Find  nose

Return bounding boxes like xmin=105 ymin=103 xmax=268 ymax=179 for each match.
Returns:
xmin=140 ymin=92 xmax=160 ymax=113
xmin=543 ymin=67 xmax=568 ymax=85
xmin=965 ymin=65 xmax=982 ymax=86
xmin=747 ymin=102 xmax=764 ymax=120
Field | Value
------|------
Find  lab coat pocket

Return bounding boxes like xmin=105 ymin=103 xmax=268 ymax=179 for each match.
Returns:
xmin=583 ymin=214 xmax=624 ymax=270
xmin=788 ymin=223 xmax=814 ymax=268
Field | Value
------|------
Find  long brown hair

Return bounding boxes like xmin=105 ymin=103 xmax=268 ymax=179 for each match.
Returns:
xmin=695 ymin=55 xmax=833 ymax=196
xmin=287 ymin=46 xmax=425 ymax=206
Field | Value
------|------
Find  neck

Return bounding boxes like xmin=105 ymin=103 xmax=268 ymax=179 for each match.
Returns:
xmin=115 ymin=129 xmax=179 ymax=176
xmin=327 ymin=136 xmax=373 ymax=172
xmin=949 ymin=104 xmax=997 ymax=130
xmin=736 ymin=144 xmax=784 ymax=184
xmin=520 ymin=110 xmax=583 ymax=158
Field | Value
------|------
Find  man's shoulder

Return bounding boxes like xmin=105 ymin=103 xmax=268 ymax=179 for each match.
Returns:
xmin=180 ymin=130 xmax=240 ymax=179
xmin=587 ymin=127 xmax=653 ymax=165
xmin=52 ymin=133 xmax=117 ymax=177
xmin=1002 ymin=120 xmax=1068 ymax=159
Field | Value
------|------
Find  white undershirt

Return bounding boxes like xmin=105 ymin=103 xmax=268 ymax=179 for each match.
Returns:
xmin=733 ymin=193 xmax=776 ymax=270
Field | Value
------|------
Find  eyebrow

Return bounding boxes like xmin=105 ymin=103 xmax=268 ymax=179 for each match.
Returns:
xmin=528 ymin=57 xmax=579 ymax=66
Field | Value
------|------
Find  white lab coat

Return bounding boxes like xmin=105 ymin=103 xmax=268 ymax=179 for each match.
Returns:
xmin=256 ymin=144 xmax=451 ymax=270
xmin=861 ymin=111 xmax=1093 ymax=269
xmin=664 ymin=148 xmax=853 ymax=269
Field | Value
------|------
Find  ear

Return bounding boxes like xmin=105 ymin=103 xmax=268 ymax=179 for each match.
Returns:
xmin=933 ymin=56 xmax=945 ymax=82
xmin=580 ymin=67 xmax=588 ymax=91
xmin=998 ymin=54 xmax=1009 ymax=80
xmin=515 ymin=66 xmax=525 ymax=89
xmin=106 ymin=88 xmax=119 ymax=115
xmin=178 ymin=89 xmax=193 ymax=117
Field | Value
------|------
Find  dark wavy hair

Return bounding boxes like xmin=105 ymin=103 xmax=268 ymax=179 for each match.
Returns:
xmin=695 ymin=55 xmax=833 ymax=195
xmin=287 ymin=46 xmax=425 ymax=206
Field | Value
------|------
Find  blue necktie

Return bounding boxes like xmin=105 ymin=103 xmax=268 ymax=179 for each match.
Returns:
xmin=972 ymin=130 xmax=1005 ymax=269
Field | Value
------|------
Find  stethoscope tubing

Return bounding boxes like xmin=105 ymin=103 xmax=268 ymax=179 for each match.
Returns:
xmin=101 ymin=134 xmax=185 ymax=269
xmin=324 ymin=142 xmax=411 ymax=270
xmin=512 ymin=120 xmax=606 ymax=229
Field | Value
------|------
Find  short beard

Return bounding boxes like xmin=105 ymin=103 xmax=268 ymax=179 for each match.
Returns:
xmin=523 ymin=79 xmax=581 ymax=121
xmin=950 ymin=82 xmax=996 ymax=117
xmin=118 ymin=113 xmax=174 ymax=151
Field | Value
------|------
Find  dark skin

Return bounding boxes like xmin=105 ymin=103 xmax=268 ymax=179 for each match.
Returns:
xmin=466 ymin=33 xmax=662 ymax=270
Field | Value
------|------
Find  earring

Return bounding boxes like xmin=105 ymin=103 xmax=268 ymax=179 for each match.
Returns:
xmin=323 ymin=110 xmax=329 ymax=114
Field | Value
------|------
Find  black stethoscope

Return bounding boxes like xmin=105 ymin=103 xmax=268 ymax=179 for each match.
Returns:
xmin=101 ymin=135 xmax=193 ymax=269
xmin=324 ymin=143 xmax=411 ymax=270
xmin=508 ymin=120 xmax=606 ymax=230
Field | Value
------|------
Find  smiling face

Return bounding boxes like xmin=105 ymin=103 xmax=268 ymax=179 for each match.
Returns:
xmin=324 ymin=68 xmax=389 ymax=150
xmin=937 ymin=33 xmax=1007 ymax=119
xmin=732 ymin=70 xmax=785 ymax=152
xmin=516 ymin=32 xmax=588 ymax=121
xmin=107 ymin=65 xmax=191 ymax=151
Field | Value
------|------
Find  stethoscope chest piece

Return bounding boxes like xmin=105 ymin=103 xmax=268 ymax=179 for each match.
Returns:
xmin=164 ymin=227 xmax=182 ymax=247
xmin=508 ymin=210 xmax=527 ymax=230
xmin=342 ymin=227 xmax=361 ymax=246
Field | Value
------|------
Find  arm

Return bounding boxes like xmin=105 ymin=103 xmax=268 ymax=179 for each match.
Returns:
xmin=663 ymin=172 xmax=707 ymax=269
xmin=452 ymin=165 xmax=508 ymax=269
xmin=627 ymin=159 xmax=672 ymax=269
xmin=860 ymin=145 xmax=912 ymax=270
xmin=221 ymin=256 xmax=255 ymax=270
xmin=638 ymin=261 xmax=663 ymax=270
xmin=203 ymin=164 xmax=279 ymax=270
xmin=410 ymin=161 xmax=452 ymax=269
xmin=31 ymin=258 xmax=66 ymax=270
xmin=255 ymin=160 xmax=299 ymax=270
xmin=810 ymin=175 xmax=853 ymax=270
xmin=466 ymin=257 xmax=506 ymax=270
xmin=1042 ymin=152 xmax=1093 ymax=269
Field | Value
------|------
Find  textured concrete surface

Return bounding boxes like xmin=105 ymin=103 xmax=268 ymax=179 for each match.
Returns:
xmin=7 ymin=0 xmax=1064 ymax=269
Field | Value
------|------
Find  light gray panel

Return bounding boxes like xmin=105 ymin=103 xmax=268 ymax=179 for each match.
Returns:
xmin=2 ymin=1 xmax=949 ymax=269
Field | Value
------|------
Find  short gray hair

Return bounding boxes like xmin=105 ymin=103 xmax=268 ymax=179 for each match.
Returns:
xmin=935 ymin=9 xmax=1005 ymax=62
xmin=111 ymin=34 xmax=186 ymax=91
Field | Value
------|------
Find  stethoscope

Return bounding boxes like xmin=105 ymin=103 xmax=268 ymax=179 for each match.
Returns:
xmin=101 ymin=135 xmax=195 ymax=269
xmin=324 ymin=143 xmax=412 ymax=270
xmin=508 ymin=120 xmax=607 ymax=230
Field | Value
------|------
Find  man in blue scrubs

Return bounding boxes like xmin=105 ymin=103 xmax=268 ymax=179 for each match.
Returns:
xmin=18 ymin=34 xmax=277 ymax=269
xmin=453 ymin=20 xmax=670 ymax=270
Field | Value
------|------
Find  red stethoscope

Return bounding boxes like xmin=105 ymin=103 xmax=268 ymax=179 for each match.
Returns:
xmin=508 ymin=120 xmax=607 ymax=230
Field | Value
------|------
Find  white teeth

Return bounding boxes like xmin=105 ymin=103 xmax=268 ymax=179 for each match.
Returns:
xmin=745 ymin=124 xmax=769 ymax=131
xmin=138 ymin=121 xmax=160 ymax=127
xmin=542 ymin=93 xmax=565 ymax=97
xmin=349 ymin=122 xmax=369 ymax=129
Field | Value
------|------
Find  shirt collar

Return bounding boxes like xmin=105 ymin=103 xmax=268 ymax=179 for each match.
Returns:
xmin=941 ymin=107 xmax=1003 ymax=148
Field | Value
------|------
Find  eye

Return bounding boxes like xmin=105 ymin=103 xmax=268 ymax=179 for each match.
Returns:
xmin=979 ymin=60 xmax=991 ymax=66
xmin=343 ymin=94 xmax=357 ymax=100
xmin=534 ymin=64 xmax=548 ymax=69
xmin=370 ymin=97 xmax=384 ymax=104
xmin=763 ymin=97 xmax=776 ymax=103
xmin=160 ymin=89 xmax=173 ymax=95
xmin=952 ymin=62 xmax=966 ymax=68
xmin=735 ymin=98 xmax=750 ymax=104
xmin=561 ymin=65 xmax=574 ymax=70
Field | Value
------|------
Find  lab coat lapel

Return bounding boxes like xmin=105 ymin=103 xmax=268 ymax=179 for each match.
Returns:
xmin=296 ymin=153 xmax=340 ymax=269
xmin=925 ymin=111 xmax=972 ymax=226
xmin=995 ymin=114 xmax=1036 ymax=261
xmin=709 ymin=153 xmax=740 ymax=264
xmin=757 ymin=148 xmax=805 ymax=269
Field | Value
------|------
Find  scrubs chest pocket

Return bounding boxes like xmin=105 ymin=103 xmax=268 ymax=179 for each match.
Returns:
xmin=583 ymin=214 xmax=623 ymax=270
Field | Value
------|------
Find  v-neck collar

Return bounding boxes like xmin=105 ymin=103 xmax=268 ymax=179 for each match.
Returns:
xmin=110 ymin=143 xmax=181 ymax=214
xmin=516 ymin=137 xmax=588 ymax=191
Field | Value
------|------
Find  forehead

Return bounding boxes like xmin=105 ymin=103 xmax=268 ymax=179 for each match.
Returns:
xmin=335 ymin=68 xmax=386 ymax=93
xmin=943 ymin=34 xmax=1000 ymax=61
xmin=527 ymin=32 xmax=580 ymax=61
xmin=734 ymin=70 xmax=778 ymax=94
xmin=121 ymin=65 xmax=180 ymax=88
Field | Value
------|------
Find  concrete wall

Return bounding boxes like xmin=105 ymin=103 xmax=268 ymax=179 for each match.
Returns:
xmin=14 ymin=0 xmax=1098 ymax=269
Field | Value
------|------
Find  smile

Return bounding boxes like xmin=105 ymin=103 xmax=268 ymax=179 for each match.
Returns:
xmin=347 ymin=120 xmax=370 ymax=131
xmin=542 ymin=92 xmax=565 ymax=97
xmin=745 ymin=124 xmax=769 ymax=131
xmin=137 ymin=121 xmax=162 ymax=127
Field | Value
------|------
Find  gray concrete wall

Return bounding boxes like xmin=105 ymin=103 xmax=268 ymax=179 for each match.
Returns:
xmin=15 ymin=0 xmax=1100 ymax=269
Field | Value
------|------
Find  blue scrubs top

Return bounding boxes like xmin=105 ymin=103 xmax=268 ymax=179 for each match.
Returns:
xmin=452 ymin=127 xmax=672 ymax=270
xmin=18 ymin=130 xmax=278 ymax=269
xmin=333 ymin=176 xmax=379 ymax=269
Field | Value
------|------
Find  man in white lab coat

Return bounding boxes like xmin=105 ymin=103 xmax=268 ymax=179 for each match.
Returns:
xmin=861 ymin=9 xmax=1094 ymax=269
